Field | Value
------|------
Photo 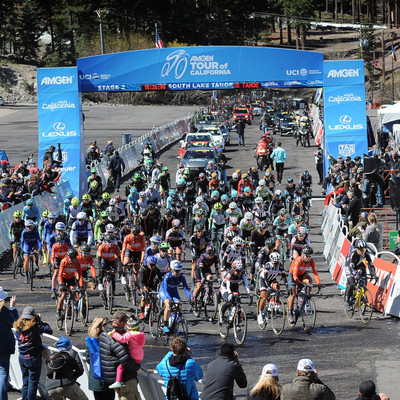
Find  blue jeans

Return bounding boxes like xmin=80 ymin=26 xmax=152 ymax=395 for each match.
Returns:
xmin=238 ymin=134 xmax=245 ymax=146
xmin=362 ymin=179 xmax=383 ymax=206
xmin=112 ymin=170 xmax=122 ymax=191
xmin=19 ymin=354 xmax=42 ymax=400
xmin=0 ymin=355 xmax=10 ymax=400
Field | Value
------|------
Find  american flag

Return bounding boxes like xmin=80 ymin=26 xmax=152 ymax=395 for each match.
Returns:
xmin=392 ymin=44 xmax=397 ymax=62
xmin=155 ymin=24 xmax=164 ymax=49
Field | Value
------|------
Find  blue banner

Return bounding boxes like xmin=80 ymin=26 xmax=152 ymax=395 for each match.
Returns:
xmin=37 ymin=67 xmax=79 ymax=94
xmin=77 ymin=46 xmax=323 ymax=92
xmin=323 ymin=60 xmax=365 ymax=87
xmin=325 ymin=134 xmax=368 ymax=162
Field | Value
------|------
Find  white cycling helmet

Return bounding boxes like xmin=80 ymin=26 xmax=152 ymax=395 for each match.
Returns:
xmin=196 ymin=196 xmax=203 ymax=204
xmin=244 ymin=212 xmax=253 ymax=220
xmin=255 ymin=197 xmax=263 ymax=203
xmin=232 ymin=172 xmax=239 ymax=179
xmin=270 ymin=252 xmax=282 ymax=263
xmin=259 ymin=179 xmax=266 ymax=186
xmin=232 ymin=259 xmax=243 ymax=271
xmin=298 ymin=226 xmax=307 ymax=236
xmin=230 ymin=216 xmax=238 ymax=225
xmin=172 ymin=219 xmax=180 ymax=227
xmin=55 ymin=222 xmax=66 ymax=231
xmin=106 ymin=223 xmax=115 ymax=233
xmin=171 ymin=260 xmax=183 ymax=271
xmin=77 ymin=212 xmax=87 ymax=220
xmin=233 ymin=236 xmax=243 ymax=246
xmin=229 ymin=202 xmax=237 ymax=209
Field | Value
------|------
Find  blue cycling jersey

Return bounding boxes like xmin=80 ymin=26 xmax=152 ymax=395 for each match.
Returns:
xmin=42 ymin=220 xmax=56 ymax=242
xmin=144 ymin=246 xmax=157 ymax=264
xmin=21 ymin=228 xmax=41 ymax=250
xmin=70 ymin=220 xmax=93 ymax=245
xmin=22 ymin=205 xmax=40 ymax=222
xmin=160 ymin=271 xmax=191 ymax=300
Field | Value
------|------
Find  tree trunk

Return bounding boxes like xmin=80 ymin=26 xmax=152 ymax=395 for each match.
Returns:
xmin=300 ymin=24 xmax=307 ymax=49
xmin=279 ymin=18 xmax=283 ymax=45
xmin=287 ymin=21 xmax=292 ymax=44
xmin=352 ymin=0 xmax=355 ymax=23
xmin=341 ymin=0 xmax=344 ymax=23
xmin=335 ymin=0 xmax=338 ymax=22
xmin=295 ymin=26 xmax=300 ymax=49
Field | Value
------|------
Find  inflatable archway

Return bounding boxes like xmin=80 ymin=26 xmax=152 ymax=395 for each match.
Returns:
xmin=37 ymin=46 xmax=367 ymax=196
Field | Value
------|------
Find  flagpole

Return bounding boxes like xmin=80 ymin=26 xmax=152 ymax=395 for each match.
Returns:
xmin=372 ymin=47 xmax=374 ymax=107
xmin=392 ymin=38 xmax=395 ymax=103
xmin=155 ymin=23 xmax=158 ymax=45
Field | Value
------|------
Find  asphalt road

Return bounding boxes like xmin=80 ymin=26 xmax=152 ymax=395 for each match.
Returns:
xmin=1 ymin=104 xmax=399 ymax=400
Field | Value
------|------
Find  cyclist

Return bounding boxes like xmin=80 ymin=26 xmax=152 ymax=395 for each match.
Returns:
xmin=63 ymin=192 xmax=73 ymax=217
xmin=159 ymin=260 xmax=191 ymax=333
xmin=255 ymin=238 xmax=277 ymax=273
xmin=137 ymin=191 xmax=149 ymax=214
xmin=145 ymin=183 xmax=162 ymax=206
xmin=70 ymin=212 xmax=93 ymax=248
xmin=42 ymin=212 xmax=57 ymax=273
xmin=292 ymin=197 xmax=308 ymax=222
xmin=224 ymin=216 xmax=243 ymax=239
xmin=159 ymin=208 xmax=174 ymax=240
xmin=290 ymin=226 xmax=310 ymax=260
xmin=56 ymin=248 xmax=84 ymax=320
xmin=191 ymin=208 xmax=208 ymax=234
xmin=50 ymin=233 xmax=70 ymax=299
xmin=253 ymin=196 xmax=269 ymax=222
xmin=120 ymin=218 xmax=132 ymax=243
xmin=153 ymin=242 xmax=173 ymax=275
xmin=98 ymin=192 xmax=111 ymax=212
xmin=257 ymin=252 xmax=287 ymax=325
xmin=22 ymin=198 xmax=40 ymax=223
xmin=172 ymin=201 xmax=187 ymax=229
xmin=300 ymin=170 xmax=312 ymax=196
xmin=269 ymin=190 xmax=286 ymax=219
xmin=106 ymin=198 xmax=122 ymax=227
xmin=209 ymin=202 xmax=227 ymax=243
xmin=240 ymin=212 xmax=256 ymax=242
xmin=88 ymin=180 xmax=102 ymax=202
xmin=209 ymin=173 xmax=220 ymax=194
xmin=94 ymin=211 xmax=109 ymax=244
xmin=288 ymin=215 xmax=306 ymax=240
xmin=344 ymin=238 xmax=377 ymax=311
xmin=38 ymin=210 xmax=49 ymax=242
xmin=238 ymin=173 xmax=253 ymax=197
xmin=21 ymin=219 xmax=41 ymax=283
xmin=209 ymin=190 xmax=220 ymax=210
xmin=285 ymin=177 xmax=296 ymax=214
xmin=220 ymin=194 xmax=230 ymax=211
xmin=66 ymin=197 xmax=82 ymax=227
xmin=166 ymin=219 xmax=186 ymax=262
xmin=97 ymin=234 xmax=121 ymax=307
xmin=193 ymin=245 xmax=219 ymax=304
xmin=87 ymin=167 xmax=103 ymax=190
xmin=78 ymin=242 xmax=96 ymax=290
xmin=255 ymin=180 xmax=271 ymax=205
xmin=158 ymin=166 xmax=171 ymax=203
xmin=196 ymin=173 xmax=208 ymax=196
xmin=144 ymin=235 xmax=162 ymax=262
xmin=9 ymin=210 xmax=25 ymax=262
xmin=220 ymin=230 xmax=235 ymax=264
xmin=189 ymin=224 xmax=211 ymax=279
xmin=226 ymin=201 xmax=242 ymax=220
xmin=192 ymin=196 xmax=210 ymax=217
xmin=273 ymin=208 xmax=293 ymax=255
xmin=241 ymin=187 xmax=254 ymax=213
xmin=121 ymin=225 xmax=146 ymax=278
xmin=221 ymin=236 xmax=246 ymax=275
xmin=249 ymin=221 xmax=271 ymax=284
xmin=219 ymin=260 xmax=251 ymax=325
xmin=137 ymin=255 xmax=164 ymax=320
xmin=183 ymin=180 xmax=196 ymax=207
xmin=144 ymin=204 xmax=162 ymax=237
xmin=132 ymin=172 xmax=146 ymax=193
xmin=287 ymin=246 xmax=321 ymax=324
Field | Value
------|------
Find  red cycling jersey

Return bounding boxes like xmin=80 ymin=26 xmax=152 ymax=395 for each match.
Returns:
xmin=290 ymin=255 xmax=320 ymax=285
xmin=51 ymin=242 xmax=69 ymax=265
xmin=121 ymin=233 xmax=146 ymax=260
xmin=59 ymin=256 xmax=84 ymax=286
xmin=77 ymin=253 xmax=96 ymax=277
xmin=97 ymin=242 xmax=121 ymax=262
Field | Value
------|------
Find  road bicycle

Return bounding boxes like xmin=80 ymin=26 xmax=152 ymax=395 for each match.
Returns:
xmin=25 ymin=250 xmax=39 ymax=291
xmin=275 ymin=234 xmax=289 ymax=265
xmin=141 ymin=290 xmax=161 ymax=338
xmin=344 ymin=273 xmax=374 ymax=324
xmin=76 ymin=286 xmax=89 ymax=326
xmin=287 ymin=283 xmax=319 ymax=333
xmin=123 ymin=263 xmax=140 ymax=307
xmin=56 ymin=286 xmax=77 ymax=336
xmin=13 ymin=244 xmax=24 ymax=279
xmin=100 ymin=268 xmax=116 ymax=315
xmin=156 ymin=300 xmax=189 ymax=345
xmin=192 ymin=278 xmax=219 ymax=322
xmin=256 ymin=289 xmax=286 ymax=335
xmin=218 ymin=294 xmax=249 ymax=345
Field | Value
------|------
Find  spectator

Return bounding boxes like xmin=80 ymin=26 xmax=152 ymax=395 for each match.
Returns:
xmin=108 ymin=150 xmax=126 ymax=193
xmin=14 ymin=306 xmax=53 ymax=400
xmin=235 ymin=119 xmax=245 ymax=147
xmin=357 ymin=380 xmax=390 ymax=400
xmin=45 ymin=336 xmax=88 ymax=400
xmin=270 ymin=142 xmax=287 ymax=184
xmin=156 ymin=337 xmax=203 ymax=400
xmin=349 ymin=212 xmax=369 ymax=240
xmin=249 ymin=363 xmax=281 ymax=400
xmin=28 ymin=161 xmax=39 ymax=176
xmin=1 ymin=160 xmax=10 ymax=176
xmin=87 ymin=146 xmax=101 ymax=166
xmin=86 ymin=316 xmax=115 ymax=400
xmin=362 ymin=212 xmax=383 ymax=252
xmin=201 ymin=342 xmax=247 ymax=400
xmin=281 ymin=358 xmax=335 ymax=400
xmin=0 ymin=288 xmax=18 ymax=400
xmin=344 ymin=190 xmax=361 ymax=227
xmin=314 ymin=144 xmax=324 ymax=185
xmin=99 ymin=311 xmax=140 ymax=400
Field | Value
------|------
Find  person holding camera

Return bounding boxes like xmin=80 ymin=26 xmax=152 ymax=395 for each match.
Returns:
xmin=357 ymin=380 xmax=389 ymax=400
xmin=201 ymin=342 xmax=247 ymax=400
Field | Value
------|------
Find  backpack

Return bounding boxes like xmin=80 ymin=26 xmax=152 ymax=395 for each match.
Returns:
xmin=85 ymin=336 xmax=104 ymax=380
xmin=166 ymin=360 xmax=188 ymax=400
xmin=45 ymin=351 xmax=77 ymax=380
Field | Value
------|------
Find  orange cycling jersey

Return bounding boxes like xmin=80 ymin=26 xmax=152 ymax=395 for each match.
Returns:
xmin=59 ymin=256 xmax=84 ymax=286
xmin=290 ymin=256 xmax=320 ymax=285
xmin=122 ymin=234 xmax=146 ymax=259
xmin=97 ymin=242 xmax=121 ymax=262
xmin=51 ymin=242 xmax=69 ymax=265
xmin=77 ymin=253 xmax=96 ymax=277
xmin=209 ymin=179 xmax=220 ymax=190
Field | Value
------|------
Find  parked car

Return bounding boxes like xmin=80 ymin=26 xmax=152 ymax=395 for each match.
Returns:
xmin=197 ymin=126 xmax=225 ymax=151
xmin=280 ymin=116 xmax=296 ymax=135
xmin=233 ymin=107 xmax=252 ymax=125
xmin=178 ymin=146 xmax=217 ymax=177
xmin=0 ymin=96 xmax=4 ymax=106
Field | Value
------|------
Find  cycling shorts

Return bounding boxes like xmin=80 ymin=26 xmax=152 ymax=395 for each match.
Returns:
xmin=22 ymin=243 xmax=39 ymax=256
xmin=195 ymin=266 xmax=212 ymax=282
xmin=73 ymin=237 xmax=88 ymax=246
xmin=159 ymin=290 xmax=180 ymax=303
xmin=81 ymin=269 xmax=88 ymax=280
xmin=53 ymin=257 xmax=63 ymax=269
xmin=288 ymin=272 xmax=308 ymax=289
xmin=62 ymin=277 xmax=77 ymax=288
xmin=259 ymin=279 xmax=278 ymax=292
xmin=276 ymin=228 xmax=288 ymax=237
xmin=125 ymin=249 xmax=142 ymax=264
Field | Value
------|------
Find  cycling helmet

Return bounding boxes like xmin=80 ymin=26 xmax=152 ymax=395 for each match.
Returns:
xmin=229 ymin=202 xmax=237 ymax=209
xmin=354 ymin=238 xmax=367 ymax=249
xmin=255 ymin=197 xmax=263 ymax=203
xmin=66 ymin=192 xmax=73 ymax=200
xmin=80 ymin=243 xmax=91 ymax=253
xmin=232 ymin=172 xmax=239 ymax=179
xmin=25 ymin=219 xmax=34 ymax=227
xmin=230 ymin=216 xmax=238 ymax=225
xmin=67 ymin=248 xmax=78 ymax=260
xmin=122 ymin=218 xmax=131 ymax=225
xmin=90 ymin=180 xmax=98 ymax=189
xmin=221 ymin=194 xmax=229 ymax=202
xmin=259 ymin=179 xmax=266 ymax=186
xmin=26 ymin=199 xmax=34 ymax=206
xmin=265 ymin=238 xmax=275 ymax=248
xmin=56 ymin=233 xmax=66 ymax=242
xmin=277 ymin=208 xmax=287 ymax=217
xmin=109 ymin=198 xmax=117 ymax=206
xmin=298 ymin=226 xmax=307 ymax=236
xmin=71 ymin=197 xmax=79 ymax=206
xmin=212 ymin=190 xmax=219 ymax=198
xmin=100 ymin=211 xmax=109 ymax=218
xmin=105 ymin=223 xmax=115 ymax=233
xmin=184 ymin=169 xmax=190 ymax=175
xmin=165 ymin=209 xmax=173 ymax=216
xmin=303 ymin=171 xmax=310 ymax=178
xmin=243 ymin=187 xmax=251 ymax=193
xmin=169 ymin=189 xmax=176 ymax=196
xmin=91 ymin=168 xmax=97 ymax=174
xmin=226 ymin=230 xmax=235 ymax=240
xmin=171 ymin=260 xmax=183 ymax=271
xmin=48 ymin=212 xmax=56 ymax=219
xmin=178 ymin=177 xmax=186 ymax=186
xmin=175 ymin=201 xmax=183 ymax=208
xmin=232 ymin=259 xmax=243 ymax=271
xmin=213 ymin=202 xmax=223 ymax=210
xmin=134 ymin=173 xmax=141 ymax=179
xmin=172 ymin=219 xmax=181 ymax=227
xmin=211 ymin=172 xmax=218 ymax=179
xmin=55 ymin=222 xmax=66 ymax=231
xmin=160 ymin=242 xmax=170 ymax=250
xmin=147 ymin=256 xmax=158 ymax=266
xmin=259 ymin=220 xmax=268 ymax=230
xmin=231 ymin=190 xmax=239 ymax=198
xmin=82 ymin=193 xmax=91 ymax=201
xmin=104 ymin=233 xmax=114 ymax=243
xmin=274 ymin=189 xmax=282 ymax=197
xmin=196 ymin=196 xmax=203 ymax=204
xmin=131 ymin=225 xmax=141 ymax=234
xmin=194 ymin=223 xmax=204 ymax=232
xmin=42 ymin=210 xmax=49 ymax=218
xmin=150 ymin=235 xmax=162 ymax=244
xmin=302 ymin=246 xmax=313 ymax=255
xmin=148 ymin=204 xmax=155 ymax=211
xmin=287 ymin=177 xmax=294 ymax=184
xmin=233 ymin=236 xmax=243 ymax=246
xmin=148 ymin=182 xmax=155 ymax=189
xmin=102 ymin=192 xmax=110 ymax=200
xmin=13 ymin=210 xmax=23 ymax=218
xmin=163 ymin=166 xmax=169 ymax=171
xmin=270 ymin=252 xmax=282 ymax=263
xmin=77 ymin=212 xmax=87 ymax=220
xmin=244 ymin=212 xmax=253 ymax=220
xmin=206 ymin=245 xmax=216 ymax=254
xmin=294 ymin=215 xmax=303 ymax=223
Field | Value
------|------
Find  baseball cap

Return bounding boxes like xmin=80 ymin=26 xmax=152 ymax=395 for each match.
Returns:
xmin=262 ymin=363 xmax=278 ymax=377
xmin=21 ymin=306 xmax=36 ymax=320
xmin=359 ymin=380 xmax=376 ymax=397
xmin=297 ymin=358 xmax=315 ymax=372
xmin=56 ymin=336 xmax=72 ymax=351
xmin=0 ymin=286 xmax=8 ymax=301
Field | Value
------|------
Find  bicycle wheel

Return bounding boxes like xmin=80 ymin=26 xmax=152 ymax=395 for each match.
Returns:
xmin=130 ymin=276 xmax=137 ymax=307
xmin=64 ymin=298 xmax=75 ymax=336
xmin=359 ymin=288 xmax=374 ymax=324
xmin=271 ymin=299 xmax=285 ymax=336
xmin=204 ymin=290 xmax=218 ymax=322
xmin=302 ymin=297 xmax=317 ymax=333
xmin=175 ymin=313 xmax=189 ymax=342
xmin=100 ymin=290 xmax=107 ymax=310
xmin=192 ymin=295 xmax=202 ymax=318
xmin=218 ymin=304 xmax=229 ymax=339
xmin=256 ymin=297 xmax=267 ymax=330
xmin=149 ymin=304 xmax=159 ymax=339
xmin=56 ymin=307 xmax=64 ymax=330
xmin=107 ymin=281 xmax=114 ymax=315
xmin=13 ymin=254 xmax=23 ymax=279
xmin=156 ymin=310 xmax=169 ymax=346
xmin=29 ymin=260 xmax=34 ymax=291
xmin=344 ymin=295 xmax=355 ymax=319
xmin=124 ymin=282 xmax=131 ymax=302
xmin=233 ymin=308 xmax=247 ymax=345
xmin=80 ymin=292 xmax=89 ymax=326
xmin=286 ymin=296 xmax=297 ymax=327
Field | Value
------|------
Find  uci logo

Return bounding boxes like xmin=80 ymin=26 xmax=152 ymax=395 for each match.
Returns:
xmin=339 ymin=115 xmax=352 ymax=124
xmin=53 ymin=122 xmax=65 ymax=131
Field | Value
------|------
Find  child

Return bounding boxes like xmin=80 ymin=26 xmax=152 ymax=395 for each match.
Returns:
xmin=109 ymin=316 xmax=145 ymax=389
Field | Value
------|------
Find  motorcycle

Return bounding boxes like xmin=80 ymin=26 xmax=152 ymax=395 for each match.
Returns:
xmin=255 ymin=140 xmax=273 ymax=171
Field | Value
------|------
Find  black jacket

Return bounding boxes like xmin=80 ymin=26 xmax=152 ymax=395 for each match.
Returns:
xmin=99 ymin=330 xmax=139 ymax=385
xmin=108 ymin=155 xmax=125 ymax=173
xmin=201 ymin=356 xmax=247 ymax=400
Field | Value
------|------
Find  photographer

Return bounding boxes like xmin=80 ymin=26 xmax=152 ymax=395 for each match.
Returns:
xmin=44 ymin=144 xmax=63 ymax=168
xmin=357 ymin=380 xmax=389 ymax=400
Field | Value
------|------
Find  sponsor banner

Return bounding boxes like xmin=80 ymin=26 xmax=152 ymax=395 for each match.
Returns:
xmin=323 ymin=212 xmax=341 ymax=259
xmin=328 ymin=229 xmax=345 ymax=274
xmin=384 ymin=263 xmax=400 ymax=317
xmin=37 ymin=67 xmax=79 ymax=94
xmin=77 ymin=47 xmax=323 ymax=92
xmin=332 ymin=238 xmax=351 ymax=290
xmin=323 ymin=59 xmax=365 ymax=87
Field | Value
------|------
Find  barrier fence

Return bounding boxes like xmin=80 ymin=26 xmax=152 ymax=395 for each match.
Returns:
xmin=321 ymin=201 xmax=400 ymax=317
